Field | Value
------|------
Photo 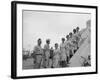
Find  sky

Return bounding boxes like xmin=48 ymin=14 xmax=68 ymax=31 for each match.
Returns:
xmin=23 ymin=10 xmax=91 ymax=51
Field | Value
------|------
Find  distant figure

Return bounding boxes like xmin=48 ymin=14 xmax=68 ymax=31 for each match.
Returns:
xmin=50 ymin=47 xmax=54 ymax=59
xmin=60 ymin=38 xmax=67 ymax=67
xmin=49 ymin=47 xmax=54 ymax=68
xmin=67 ymin=33 xmax=74 ymax=59
xmin=69 ymin=32 xmax=73 ymax=40
xmin=72 ymin=29 xmax=78 ymax=53
xmin=73 ymin=27 xmax=81 ymax=49
xmin=65 ymin=35 xmax=70 ymax=63
xmin=76 ymin=27 xmax=81 ymax=42
xmin=44 ymin=39 xmax=50 ymax=68
xmin=66 ymin=35 xmax=69 ymax=41
xmin=76 ymin=27 xmax=80 ymax=33
xmin=73 ymin=29 xmax=77 ymax=34
xmin=33 ymin=38 xmax=43 ymax=68
xmin=53 ymin=43 xmax=61 ymax=68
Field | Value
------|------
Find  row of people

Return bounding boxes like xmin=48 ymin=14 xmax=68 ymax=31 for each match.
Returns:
xmin=32 ymin=27 xmax=81 ymax=68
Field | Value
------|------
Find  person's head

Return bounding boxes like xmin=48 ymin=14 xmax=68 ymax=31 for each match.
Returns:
xmin=37 ymin=38 xmax=42 ymax=45
xmin=61 ymin=38 xmax=65 ymax=43
xmin=55 ymin=43 xmax=58 ymax=49
xmin=73 ymin=29 xmax=76 ymax=34
xmin=51 ymin=47 xmax=53 ymax=50
xmin=46 ymin=39 xmax=50 ymax=44
xmin=69 ymin=32 xmax=72 ymax=38
xmin=66 ymin=35 xmax=69 ymax=40
xmin=76 ymin=27 xmax=79 ymax=32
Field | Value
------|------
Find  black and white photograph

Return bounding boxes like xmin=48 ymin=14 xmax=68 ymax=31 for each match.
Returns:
xmin=11 ymin=1 xmax=98 ymax=79
xmin=22 ymin=10 xmax=91 ymax=69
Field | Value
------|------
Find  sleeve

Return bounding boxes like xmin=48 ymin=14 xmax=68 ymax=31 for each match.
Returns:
xmin=44 ymin=45 xmax=47 ymax=49
xmin=43 ymin=45 xmax=46 ymax=52
xmin=31 ymin=46 xmax=37 ymax=58
xmin=65 ymin=41 xmax=68 ymax=49
xmin=60 ymin=44 xmax=62 ymax=50
xmin=59 ymin=49 xmax=61 ymax=55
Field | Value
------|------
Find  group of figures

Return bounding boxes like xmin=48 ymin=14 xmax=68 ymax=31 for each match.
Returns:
xmin=31 ymin=26 xmax=90 ymax=69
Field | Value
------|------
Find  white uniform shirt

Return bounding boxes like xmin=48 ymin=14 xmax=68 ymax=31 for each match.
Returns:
xmin=60 ymin=43 xmax=66 ymax=61
xmin=34 ymin=45 xmax=43 ymax=55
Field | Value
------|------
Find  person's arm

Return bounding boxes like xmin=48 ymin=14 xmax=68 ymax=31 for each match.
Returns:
xmin=34 ymin=46 xmax=38 ymax=54
xmin=31 ymin=46 xmax=37 ymax=59
xmin=60 ymin=44 xmax=62 ymax=50
xmin=44 ymin=45 xmax=47 ymax=51
xmin=59 ymin=49 xmax=61 ymax=57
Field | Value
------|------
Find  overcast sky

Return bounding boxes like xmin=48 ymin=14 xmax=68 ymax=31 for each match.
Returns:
xmin=23 ymin=10 xmax=91 ymax=51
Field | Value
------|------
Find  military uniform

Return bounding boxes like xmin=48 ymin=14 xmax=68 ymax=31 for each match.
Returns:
xmin=34 ymin=45 xmax=43 ymax=68
xmin=44 ymin=44 xmax=50 ymax=68
xmin=65 ymin=40 xmax=70 ymax=62
xmin=53 ymin=48 xmax=60 ymax=68
xmin=60 ymin=43 xmax=67 ymax=67
xmin=60 ymin=43 xmax=66 ymax=61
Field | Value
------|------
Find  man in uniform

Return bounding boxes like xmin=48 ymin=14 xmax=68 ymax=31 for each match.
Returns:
xmin=33 ymin=38 xmax=43 ymax=69
xmin=44 ymin=39 xmax=50 ymax=68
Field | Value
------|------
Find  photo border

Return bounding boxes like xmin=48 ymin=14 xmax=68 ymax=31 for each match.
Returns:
xmin=11 ymin=1 xmax=98 ymax=79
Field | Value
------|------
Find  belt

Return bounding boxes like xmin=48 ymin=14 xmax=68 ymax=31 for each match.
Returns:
xmin=36 ymin=54 xmax=42 ymax=55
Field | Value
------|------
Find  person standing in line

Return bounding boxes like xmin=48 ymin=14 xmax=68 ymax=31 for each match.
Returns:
xmin=75 ymin=27 xmax=82 ymax=49
xmin=69 ymin=32 xmax=73 ymax=41
xmin=72 ymin=29 xmax=78 ymax=53
xmin=60 ymin=38 xmax=67 ymax=67
xmin=65 ymin=35 xmax=70 ymax=63
xmin=53 ymin=43 xmax=61 ymax=68
xmin=49 ymin=47 xmax=54 ymax=68
xmin=44 ymin=39 xmax=50 ymax=68
xmin=33 ymin=38 xmax=43 ymax=69
xmin=76 ymin=27 xmax=80 ymax=33
xmin=68 ymin=32 xmax=74 ymax=59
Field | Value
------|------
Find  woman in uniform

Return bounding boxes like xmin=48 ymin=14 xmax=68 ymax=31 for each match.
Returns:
xmin=68 ymin=32 xmax=74 ymax=59
xmin=72 ymin=29 xmax=78 ymax=53
xmin=75 ymin=27 xmax=82 ymax=49
xmin=60 ymin=38 xmax=67 ymax=67
xmin=53 ymin=43 xmax=61 ymax=68
xmin=65 ymin=35 xmax=70 ymax=63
